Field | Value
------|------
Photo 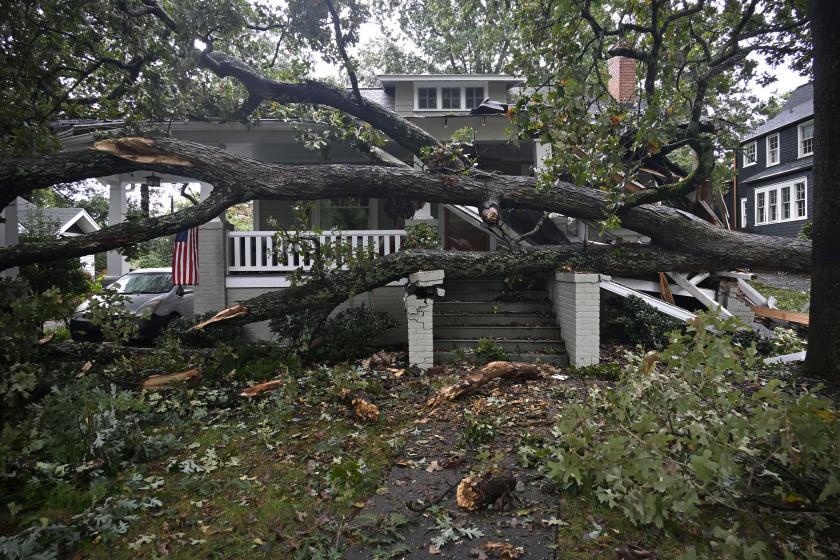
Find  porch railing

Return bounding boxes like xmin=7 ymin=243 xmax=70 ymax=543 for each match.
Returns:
xmin=226 ymin=230 xmax=406 ymax=273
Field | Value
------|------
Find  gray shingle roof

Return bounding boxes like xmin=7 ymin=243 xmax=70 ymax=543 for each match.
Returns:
xmin=741 ymin=156 xmax=812 ymax=184
xmin=743 ymin=82 xmax=813 ymax=142
xmin=18 ymin=200 xmax=89 ymax=233
xmin=358 ymin=88 xmax=393 ymax=109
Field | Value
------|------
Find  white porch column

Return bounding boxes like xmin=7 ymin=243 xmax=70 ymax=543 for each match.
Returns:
xmin=405 ymin=270 xmax=445 ymax=370
xmin=551 ymin=272 xmax=605 ymax=366
xmin=193 ymin=221 xmax=227 ymax=317
xmin=106 ymin=182 xmax=129 ymax=281
xmin=534 ymin=141 xmax=551 ymax=171
xmin=0 ymin=197 xmax=20 ymax=279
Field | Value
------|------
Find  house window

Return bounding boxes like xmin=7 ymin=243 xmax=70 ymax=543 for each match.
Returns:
xmin=417 ymin=87 xmax=437 ymax=110
xmin=742 ymin=141 xmax=757 ymax=167
xmin=441 ymin=87 xmax=461 ymax=109
xmin=754 ymin=178 xmax=807 ymax=225
xmin=781 ymin=186 xmax=791 ymax=220
xmin=766 ymin=133 xmax=780 ymax=166
xmin=755 ymin=192 xmax=766 ymax=225
xmin=319 ymin=198 xmax=371 ymax=230
xmin=768 ymin=190 xmax=778 ymax=222
xmin=465 ymin=87 xmax=484 ymax=109
xmin=795 ymin=181 xmax=807 ymax=218
xmin=740 ymin=198 xmax=748 ymax=228
xmin=798 ymin=120 xmax=814 ymax=157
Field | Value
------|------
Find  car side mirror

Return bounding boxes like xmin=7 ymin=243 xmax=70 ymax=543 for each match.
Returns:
xmin=175 ymin=285 xmax=185 ymax=296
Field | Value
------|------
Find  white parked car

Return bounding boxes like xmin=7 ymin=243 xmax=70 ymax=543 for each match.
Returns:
xmin=70 ymin=268 xmax=194 ymax=342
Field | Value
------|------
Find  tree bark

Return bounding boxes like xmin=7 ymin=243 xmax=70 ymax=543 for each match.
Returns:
xmin=0 ymin=137 xmax=812 ymax=273
xmin=427 ymin=361 xmax=542 ymax=409
xmin=805 ymin=0 xmax=840 ymax=380
xmin=195 ymin=244 xmax=789 ymax=329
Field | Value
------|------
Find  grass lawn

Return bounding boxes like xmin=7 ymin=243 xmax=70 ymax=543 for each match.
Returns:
xmin=749 ymin=279 xmax=810 ymax=312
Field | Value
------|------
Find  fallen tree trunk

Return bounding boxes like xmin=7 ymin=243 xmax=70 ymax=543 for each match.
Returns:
xmin=0 ymin=136 xmax=811 ymax=272
xmin=428 ymin=361 xmax=542 ymax=409
xmin=194 ymin=243 xmax=789 ymax=330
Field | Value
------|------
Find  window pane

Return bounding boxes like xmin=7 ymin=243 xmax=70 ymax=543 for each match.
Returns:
xmin=768 ymin=135 xmax=779 ymax=164
xmin=781 ymin=187 xmax=791 ymax=219
xmin=417 ymin=87 xmax=437 ymax=109
xmin=441 ymin=87 xmax=461 ymax=109
xmin=744 ymin=142 xmax=756 ymax=165
xmin=795 ymin=183 xmax=806 ymax=217
xmin=769 ymin=190 xmax=777 ymax=221
xmin=465 ymin=87 xmax=485 ymax=108
xmin=801 ymin=122 xmax=814 ymax=155
xmin=756 ymin=192 xmax=765 ymax=224
xmin=320 ymin=198 xmax=370 ymax=229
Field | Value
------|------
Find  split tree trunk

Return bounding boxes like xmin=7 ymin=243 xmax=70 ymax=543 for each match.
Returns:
xmin=806 ymin=0 xmax=840 ymax=380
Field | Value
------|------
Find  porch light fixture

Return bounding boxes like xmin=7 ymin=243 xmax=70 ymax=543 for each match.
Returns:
xmin=145 ymin=173 xmax=161 ymax=188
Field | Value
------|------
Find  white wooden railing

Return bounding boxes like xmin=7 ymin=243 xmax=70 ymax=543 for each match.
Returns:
xmin=227 ymin=230 xmax=406 ymax=273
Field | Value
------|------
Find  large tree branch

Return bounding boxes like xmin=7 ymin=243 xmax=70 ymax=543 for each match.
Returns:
xmin=204 ymin=243 xmax=801 ymax=328
xmin=0 ymin=137 xmax=811 ymax=273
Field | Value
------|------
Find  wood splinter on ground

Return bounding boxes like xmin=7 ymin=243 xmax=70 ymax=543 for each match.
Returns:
xmin=427 ymin=361 xmax=542 ymax=408
xmin=140 ymin=367 xmax=201 ymax=389
xmin=456 ymin=469 xmax=516 ymax=511
xmin=240 ymin=379 xmax=284 ymax=397
xmin=338 ymin=388 xmax=380 ymax=422
xmin=190 ymin=304 xmax=249 ymax=330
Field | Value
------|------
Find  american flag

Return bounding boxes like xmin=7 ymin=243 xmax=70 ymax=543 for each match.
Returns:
xmin=172 ymin=227 xmax=199 ymax=285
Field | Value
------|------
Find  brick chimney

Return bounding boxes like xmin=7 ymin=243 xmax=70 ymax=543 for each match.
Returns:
xmin=607 ymin=55 xmax=636 ymax=103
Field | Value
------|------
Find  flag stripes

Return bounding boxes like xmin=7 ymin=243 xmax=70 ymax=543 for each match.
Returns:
xmin=172 ymin=227 xmax=199 ymax=285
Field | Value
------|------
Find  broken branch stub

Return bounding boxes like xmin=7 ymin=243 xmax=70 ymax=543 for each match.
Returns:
xmin=427 ymin=361 xmax=542 ymax=408
xmin=240 ymin=379 xmax=284 ymax=397
xmin=456 ymin=469 xmax=516 ymax=510
xmin=338 ymin=388 xmax=380 ymax=422
xmin=140 ymin=367 xmax=201 ymax=389
xmin=191 ymin=304 xmax=249 ymax=331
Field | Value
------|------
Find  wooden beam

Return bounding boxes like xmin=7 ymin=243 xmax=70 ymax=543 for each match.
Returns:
xmin=658 ymin=272 xmax=676 ymax=304
xmin=667 ymin=272 xmax=734 ymax=319
xmin=601 ymin=279 xmax=698 ymax=322
xmin=751 ymin=306 xmax=810 ymax=326
xmin=689 ymin=272 xmax=710 ymax=285
xmin=736 ymin=278 xmax=771 ymax=308
xmin=609 ymin=276 xmax=716 ymax=299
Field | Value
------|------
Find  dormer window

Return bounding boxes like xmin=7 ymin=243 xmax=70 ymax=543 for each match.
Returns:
xmin=441 ymin=87 xmax=461 ymax=109
xmin=417 ymin=87 xmax=437 ymax=109
xmin=413 ymin=81 xmax=490 ymax=111
xmin=465 ymin=87 xmax=485 ymax=109
xmin=742 ymin=141 xmax=757 ymax=167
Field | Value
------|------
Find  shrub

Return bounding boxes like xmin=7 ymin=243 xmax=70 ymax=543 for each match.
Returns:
xmin=611 ymin=295 xmax=683 ymax=348
xmin=403 ymin=222 xmax=439 ymax=249
xmin=473 ymin=338 xmax=508 ymax=363
xmin=308 ymin=305 xmax=396 ymax=364
xmin=543 ymin=312 xmax=839 ymax=556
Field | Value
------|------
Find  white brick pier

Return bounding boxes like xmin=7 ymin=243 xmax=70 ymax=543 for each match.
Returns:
xmin=405 ymin=270 xmax=444 ymax=370
xmin=551 ymin=272 xmax=606 ymax=366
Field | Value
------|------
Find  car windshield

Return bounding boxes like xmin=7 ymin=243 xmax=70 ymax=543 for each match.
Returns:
xmin=111 ymin=272 xmax=174 ymax=294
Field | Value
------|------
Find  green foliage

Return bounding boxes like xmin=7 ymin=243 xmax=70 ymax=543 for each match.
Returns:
xmin=18 ymin=208 xmax=93 ymax=298
xmin=797 ymin=220 xmax=813 ymax=240
xmin=81 ymin=288 xmax=140 ymax=345
xmin=543 ymin=312 xmax=839 ymax=556
xmin=0 ymin=282 xmax=76 ymax=410
xmin=568 ymin=362 xmax=622 ymax=381
xmin=308 ymin=305 xmax=396 ymax=364
xmin=473 ymin=338 xmax=509 ymax=363
xmin=612 ymin=295 xmax=683 ymax=349
xmin=403 ymin=222 xmax=440 ymax=250
xmin=460 ymin=410 xmax=498 ymax=447
xmin=160 ymin=312 xmax=242 ymax=350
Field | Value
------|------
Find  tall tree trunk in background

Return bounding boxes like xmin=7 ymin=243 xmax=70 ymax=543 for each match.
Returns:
xmin=806 ymin=0 xmax=840 ymax=379
xmin=140 ymin=183 xmax=150 ymax=217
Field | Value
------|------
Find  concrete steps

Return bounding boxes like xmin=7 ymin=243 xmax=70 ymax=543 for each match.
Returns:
xmin=432 ymin=277 xmax=568 ymax=366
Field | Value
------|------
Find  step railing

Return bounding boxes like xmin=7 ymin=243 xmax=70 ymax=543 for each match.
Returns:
xmin=227 ymin=230 xmax=405 ymax=273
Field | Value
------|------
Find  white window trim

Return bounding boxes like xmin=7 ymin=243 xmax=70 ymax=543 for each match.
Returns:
xmin=740 ymin=197 xmax=748 ymax=228
xmin=798 ymin=120 xmax=814 ymax=158
xmin=753 ymin=177 xmax=808 ymax=226
xmin=742 ymin=141 xmax=757 ymax=167
xmin=765 ymin=133 xmax=780 ymax=167
xmin=413 ymin=81 xmax=489 ymax=112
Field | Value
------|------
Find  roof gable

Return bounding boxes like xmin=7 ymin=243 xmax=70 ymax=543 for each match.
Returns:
xmin=743 ymin=82 xmax=813 ymax=142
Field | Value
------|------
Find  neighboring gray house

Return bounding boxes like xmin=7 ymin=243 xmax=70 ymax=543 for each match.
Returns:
xmin=17 ymin=199 xmax=101 ymax=275
xmin=730 ymin=82 xmax=813 ymax=238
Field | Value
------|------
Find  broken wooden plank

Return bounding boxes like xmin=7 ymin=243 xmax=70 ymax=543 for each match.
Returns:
xmin=666 ymin=272 xmax=734 ymax=320
xmin=141 ymin=367 xmax=201 ymax=389
xmin=689 ymin=272 xmax=710 ymax=286
xmin=609 ymin=277 xmax=715 ymax=299
xmin=751 ymin=307 xmax=809 ymax=326
xmin=763 ymin=350 xmax=807 ymax=365
xmin=715 ymin=271 xmax=755 ymax=280
xmin=658 ymin=273 xmax=676 ymax=305
xmin=601 ymin=279 xmax=698 ymax=322
xmin=736 ymin=278 xmax=771 ymax=308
